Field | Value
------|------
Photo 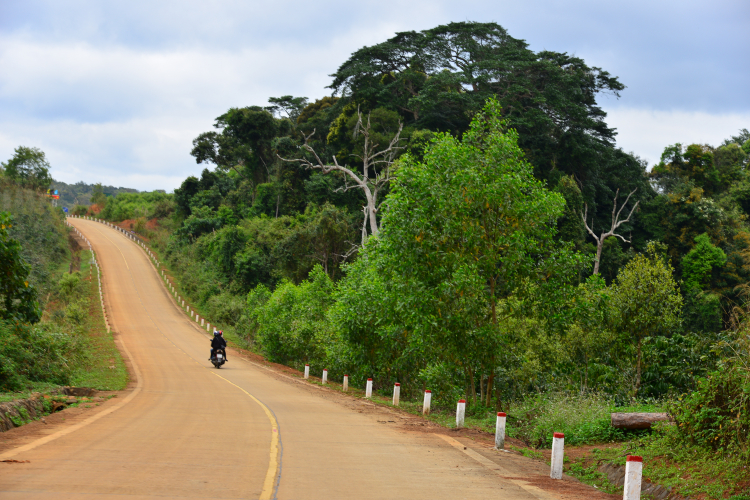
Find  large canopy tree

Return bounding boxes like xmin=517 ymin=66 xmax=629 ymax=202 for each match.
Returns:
xmin=1 ymin=146 xmax=53 ymax=192
xmin=329 ymin=21 xmax=648 ymax=218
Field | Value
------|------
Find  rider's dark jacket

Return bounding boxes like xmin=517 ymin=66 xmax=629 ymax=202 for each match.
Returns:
xmin=211 ymin=335 xmax=227 ymax=350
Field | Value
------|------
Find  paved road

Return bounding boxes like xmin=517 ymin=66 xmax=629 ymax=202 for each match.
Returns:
xmin=0 ymin=218 xmax=567 ymax=499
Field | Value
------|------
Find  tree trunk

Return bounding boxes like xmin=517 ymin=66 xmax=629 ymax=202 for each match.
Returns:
xmin=611 ymin=413 xmax=669 ymax=429
xmin=468 ymin=366 xmax=476 ymax=406
xmin=635 ymin=338 xmax=642 ymax=396
xmin=593 ymin=240 xmax=603 ymax=275
xmin=367 ymin=198 xmax=379 ymax=237
xmin=486 ymin=372 xmax=495 ymax=407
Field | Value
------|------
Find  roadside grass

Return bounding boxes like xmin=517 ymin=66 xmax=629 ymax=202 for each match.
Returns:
xmin=69 ymin=249 xmax=128 ymax=390
xmin=580 ymin=426 xmax=750 ymax=499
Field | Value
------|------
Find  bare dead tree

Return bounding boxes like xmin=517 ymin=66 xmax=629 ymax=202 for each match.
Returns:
xmin=280 ymin=110 xmax=403 ymax=245
xmin=582 ymin=188 xmax=639 ymax=275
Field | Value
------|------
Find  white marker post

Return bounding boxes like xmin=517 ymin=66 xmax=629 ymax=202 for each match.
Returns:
xmin=393 ymin=383 xmax=400 ymax=406
xmin=624 ymin=455 xmax=643 ymax=500
xmin=304 ymin=364 xmax=310 ymax=379
xmin=365 ymin=378 xmax=373 ymax=398
xmin=195 ymin=315 xmax=199 ymax=323
xmin=423 ymin=390 xmax=432 ymax=415
xmin=550 ymin=432 xmax=565 ymax=479
xmin=495 ymin=412 xmax=507 ymax=450
xmin=322 ymin=369 xmax=328 ymax=384
xmin=343 ymin=375 xmax=349 ymax=391
xmin=456 ymin=399 xmax=466 ymax=428
xmin=201 ymin=318 xmax=205 ymax=327
xmin=207 ymin=323 xmax=210 ymax=331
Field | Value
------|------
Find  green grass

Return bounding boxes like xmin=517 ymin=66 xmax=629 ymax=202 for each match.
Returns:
xmin=68 ymin=249 xmax=128 ymax=390
xmin=584 ymin=427 xmax=750 ymax=499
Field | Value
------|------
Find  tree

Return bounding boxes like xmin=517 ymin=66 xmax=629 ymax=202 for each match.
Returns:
xmin=610 ymin=242 xmax=683 ymax=395
xmin=582 ymin=188 xmax=639 ymax=275
xmin=682 ymin=233 xmax=727 ymax=291
xmin=328 ymin=21 xmax=647 ymax=220
xmin=650 ymin=143 xmax=720 ymax=195
xmin=281 ymin=109 xmax=404 ymax=244
xmin=90 ymin=183 xmax=107 ymax=207
xmin=361 ymin=98 xmax=573 ymax=403
xmin=0 ymin=212 xmax=41 ymax=323
xmin=1 ymin=146 xmax=53 ymax=191
xmin=265 ymin=95 xmax=308 ymax=122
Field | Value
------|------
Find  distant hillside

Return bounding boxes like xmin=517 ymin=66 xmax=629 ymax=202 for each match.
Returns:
xmin=51 ymin=180 xmax=139 ymax=208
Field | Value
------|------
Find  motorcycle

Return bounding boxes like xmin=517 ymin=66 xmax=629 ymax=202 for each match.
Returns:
xmin=211 ymin=348 xmax=227 ymax=369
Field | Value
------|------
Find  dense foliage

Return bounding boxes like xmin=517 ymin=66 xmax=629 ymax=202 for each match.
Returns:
xmin=82 ymin=22 xmax=750 ymax=461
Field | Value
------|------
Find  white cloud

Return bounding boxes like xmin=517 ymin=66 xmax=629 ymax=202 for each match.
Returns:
xmin=605 ymin=107 xmax=750 ymax=168
xmin=1 ymin=1 xmax=747 ymax=190
xmin=0 ymin=23 xmax=424 ymax=191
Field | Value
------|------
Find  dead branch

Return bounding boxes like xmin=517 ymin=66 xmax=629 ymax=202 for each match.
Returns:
xmin=279 ymin=109 xmax=404 ymax=244
xmin=582 ymin=188 xmax=639 ymax=275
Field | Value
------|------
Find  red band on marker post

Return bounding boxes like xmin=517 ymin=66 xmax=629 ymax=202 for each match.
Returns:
xmin=626 ymin=455 xmax=643 ymax=462
xmin=458 ymin=399 xmax=466 ymax=403
xmin=344 ymin=374 xmax=348 ymax=377
xmin=425 ymin=390 xmax=431 ymax=393
xmin=367 ymin=378 xmax=373 ymax=381
xmin=305 ymin=364 xmax=309 ymax=366
xmin=553 ymin=432 xmax=565 ymax=439
xmin=497 ymin=412 xmax=506 ymax=417
xmin=395 ymin=383 xmax=400 ymax=386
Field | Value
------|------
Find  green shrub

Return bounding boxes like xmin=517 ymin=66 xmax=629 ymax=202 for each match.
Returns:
xmin=670 ymin=363 xmax=750 ymax=459
xmin=65 ymin=302 xmax=86 ymax=325
xmin=0 ymin=320 xmax=73 ymax=391
xmin=254 ymin=265 xmax=334 ymax=370
xmin=507 ymin=392 xmax=636 ymax=447
xmin=58 ymin=272 xmax=84 ymax=300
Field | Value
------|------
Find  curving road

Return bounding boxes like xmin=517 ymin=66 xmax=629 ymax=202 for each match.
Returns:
xmin=0 ymin=218 xmax=572 ymax=499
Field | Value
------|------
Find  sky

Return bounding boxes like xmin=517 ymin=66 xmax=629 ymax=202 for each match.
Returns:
xmin=0 ymin=0 xmax=748 ymax=192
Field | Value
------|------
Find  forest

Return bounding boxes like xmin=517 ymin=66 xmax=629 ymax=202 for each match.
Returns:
xmin=3 ymin=21 xmax=750 ymax=494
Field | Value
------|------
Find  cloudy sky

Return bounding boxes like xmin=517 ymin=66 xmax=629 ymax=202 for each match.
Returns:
xmin=1 ymin=0 xmax=748 ymax=192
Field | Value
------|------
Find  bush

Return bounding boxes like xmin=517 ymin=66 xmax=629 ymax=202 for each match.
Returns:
xmin=254 ymin=265 xmax=334 ymax=370
xmin=58 ymin=272 xmax=85 ymax=300
xmin=507 ymin=392 xmax=633 ymax=447
xmin=670 ymin=359 xmax=750 ymax=459
xmin=0 ymin=320 xmax=73 ymax=391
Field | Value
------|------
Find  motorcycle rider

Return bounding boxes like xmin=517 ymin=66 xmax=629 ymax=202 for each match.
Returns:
xmin=210 ymin=330 xmax=228 ymax=362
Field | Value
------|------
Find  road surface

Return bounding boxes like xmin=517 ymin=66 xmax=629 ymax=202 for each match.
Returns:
xmin=0 ymin=218 xmax=592 ymax=499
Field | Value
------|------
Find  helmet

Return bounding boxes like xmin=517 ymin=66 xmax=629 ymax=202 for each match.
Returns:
xmin=213 ymin=330 xmax=221 ymax=336
xmin=218 ymin=330 xmax=223 ymax=336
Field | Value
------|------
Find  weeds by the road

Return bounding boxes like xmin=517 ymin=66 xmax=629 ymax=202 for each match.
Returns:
xmin=1 ymin=241 xmax=128 ymax=413
xmin=68 ymin=249 xmax=128 ymax=390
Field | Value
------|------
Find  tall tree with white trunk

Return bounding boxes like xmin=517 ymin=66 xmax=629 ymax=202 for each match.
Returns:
xmin=582 ymin=189 xmax=639 ymax=275
xmin=281 ymin=111 xmax=403 ymax=245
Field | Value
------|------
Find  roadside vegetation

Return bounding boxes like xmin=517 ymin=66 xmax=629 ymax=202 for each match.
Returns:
xmin=5 ymin=20 xmax=750 ymax=497
xmin=0 ymin=178 xmax=127 ymax=401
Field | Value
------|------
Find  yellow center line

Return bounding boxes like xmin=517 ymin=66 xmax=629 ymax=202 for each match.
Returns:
xmin=82 ymin=220 xmax=282 ymax=499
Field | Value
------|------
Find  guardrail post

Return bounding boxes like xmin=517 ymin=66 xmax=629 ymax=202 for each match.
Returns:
xmin=365 ymin=378 xmax=373 ymax=398
xmin=456 ymin=400 xmax=466 ymax=428
xmin=343 ymin=375 xmax=348 ymax=391
xmin=550 ymin=432 xmax=565 ymax=479
xmin=624 ymin=455 xmax=643 ymax=500
xmin=423 ymin=390 xmax=432 ymax=415
xmin=304 ymin=364 xmax=309 ymax=379
xmin=393 ymin=383 xmax=400 ymax=406
xmin=495 ymin=412 xmax=506 ymax=449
